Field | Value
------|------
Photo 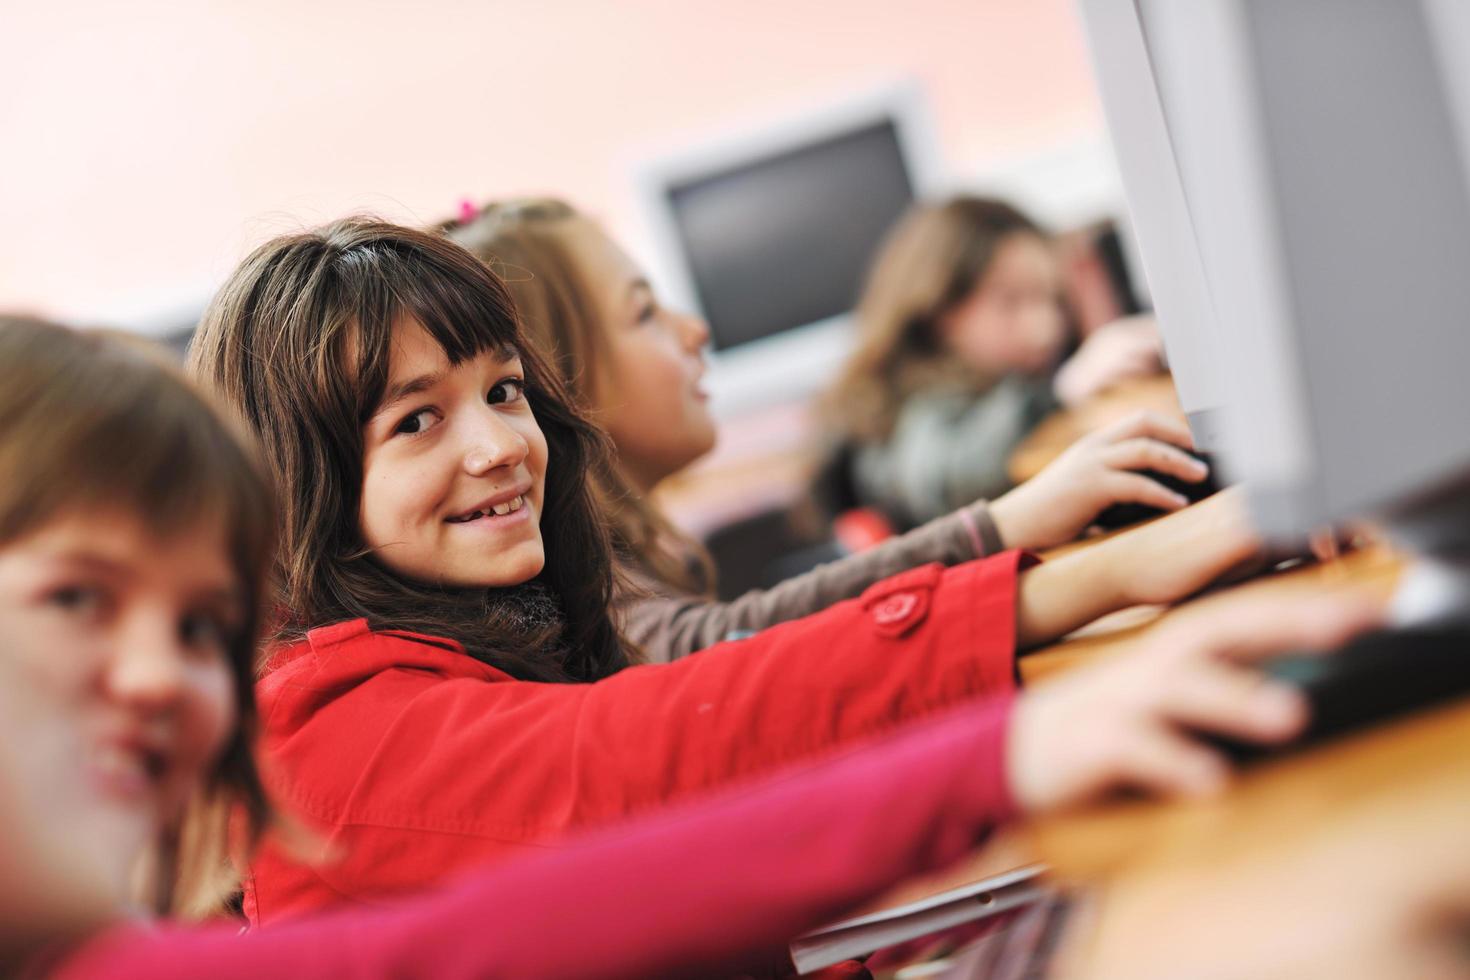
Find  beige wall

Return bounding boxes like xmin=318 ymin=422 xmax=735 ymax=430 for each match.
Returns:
xmin=0 ymin=0 xmax=1109 ymax=328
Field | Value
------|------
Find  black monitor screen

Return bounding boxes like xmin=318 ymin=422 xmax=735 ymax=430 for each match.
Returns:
xmin=665 ymin=120 xmax=916 ymax=351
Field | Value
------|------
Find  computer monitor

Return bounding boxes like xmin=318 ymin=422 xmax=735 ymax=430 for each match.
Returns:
xmin=1099 ymin=0 xmax=1470 ymax=615
xmin=1075 ymin=0 xmax=1231 ymax=451
xmin=635 ymin=82 xmax=941 ymax=417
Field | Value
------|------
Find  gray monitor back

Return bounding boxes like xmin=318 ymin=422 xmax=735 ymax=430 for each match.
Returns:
xmin=1075 ymin=0 xmax=1230 ymax=450
xmin=1100 ymin=0 xmax=1470 ymax=537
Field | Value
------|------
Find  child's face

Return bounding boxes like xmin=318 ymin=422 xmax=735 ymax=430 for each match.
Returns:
xmin=0 ymin=509 xmax=241 ymax=907
xmin=937 ymin=232 xmax=1067 ymax=377
xmin=563 ymin=220 xmax=717 ymax=492
xmin=359 ymin=321 xmax=549 ymax=588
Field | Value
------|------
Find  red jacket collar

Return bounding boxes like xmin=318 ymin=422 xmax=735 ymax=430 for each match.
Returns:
xmin=258 ymin=620 xmax=510 ymax=739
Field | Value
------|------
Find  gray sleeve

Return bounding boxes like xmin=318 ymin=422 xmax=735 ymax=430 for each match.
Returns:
xmin=618 ymin=501 xmax=999 ymax=663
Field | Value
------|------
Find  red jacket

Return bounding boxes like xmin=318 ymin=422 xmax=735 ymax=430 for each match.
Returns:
xmin=55 ymin=697 xmax=1017 ymax=980
xmin=245 ymin=553 xmax=1029 ymax=926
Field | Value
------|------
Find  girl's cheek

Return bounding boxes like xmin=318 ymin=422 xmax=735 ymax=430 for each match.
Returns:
xmin=187 ymin=664 xmax=237 ymax=765
xmin=13 ymin=617 xmax=96 ymax=696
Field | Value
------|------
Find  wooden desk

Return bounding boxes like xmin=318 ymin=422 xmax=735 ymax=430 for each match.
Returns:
xmin=1007 ymin=374 xmax=1184 ymax=484
xmin=1013 ymin=546 xmax=1470 ymax=979
xmin=1020 ymin=543 xmax=1403 ymax=684
xmin=1029 ymin=697 xmax=1470 ymax=979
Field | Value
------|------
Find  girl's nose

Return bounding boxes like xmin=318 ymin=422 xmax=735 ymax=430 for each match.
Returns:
xmin=679 ymin=311 xmax=711 ymax=353
xmin=463 ymin=410 xmax=530 ymax=475
xmin=104 ymin=615 xmax=186 ymax=714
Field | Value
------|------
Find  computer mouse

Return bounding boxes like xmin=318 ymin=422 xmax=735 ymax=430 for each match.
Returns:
xmin=1092 ymin=449 xmax=1220 ymax=530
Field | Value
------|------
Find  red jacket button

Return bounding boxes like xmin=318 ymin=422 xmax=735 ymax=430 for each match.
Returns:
xmin=872 ymin=593 xmax=918 ymax=625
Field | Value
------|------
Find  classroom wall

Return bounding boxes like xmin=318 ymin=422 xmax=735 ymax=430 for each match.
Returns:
xmin=0 ymin=0 xmax=1112 ymax=330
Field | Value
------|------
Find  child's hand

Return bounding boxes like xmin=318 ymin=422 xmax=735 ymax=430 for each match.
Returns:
xmin=1098 ymin=487 xmax=1263 ymax=607
xmin=989 ymin=411 xmax=1208 ymax=551
xmin=1006 ymin=592 xmax=1379 ymax=814
xmin=1053 ymin=315 xmax=1164 ymax=408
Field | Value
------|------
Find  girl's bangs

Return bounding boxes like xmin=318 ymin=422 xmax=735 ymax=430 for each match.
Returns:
xmin=334 ymin=244 xmax=522 ymax=418
xmin=0 ymin=324 xmax=272 ymax=590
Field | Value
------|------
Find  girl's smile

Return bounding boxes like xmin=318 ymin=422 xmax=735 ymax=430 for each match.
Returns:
xmin=444 ymin=487 xmax=531 ymax=528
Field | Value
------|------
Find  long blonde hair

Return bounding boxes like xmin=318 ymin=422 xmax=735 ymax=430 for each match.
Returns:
xmin=818 ymin=196 xmax=1045 ymax=444
xmin=443 ymin=199 xmax=715 ymax=596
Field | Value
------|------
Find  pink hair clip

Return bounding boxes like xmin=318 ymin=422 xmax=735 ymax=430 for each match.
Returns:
xmin=458 ymin=198 xmax=478 ymax=224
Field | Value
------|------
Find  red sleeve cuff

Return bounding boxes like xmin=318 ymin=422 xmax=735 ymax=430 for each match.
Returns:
xmin=929 ymin=550 xmax=1038 ymax=700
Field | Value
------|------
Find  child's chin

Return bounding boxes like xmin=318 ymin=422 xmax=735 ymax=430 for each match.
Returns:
xmin=468 ymin=550 xmax=546 ymax=588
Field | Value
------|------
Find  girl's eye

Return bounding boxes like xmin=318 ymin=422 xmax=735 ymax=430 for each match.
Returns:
xmin=394 ymin=408 xmax=437 ymax=436
xmin=636 ymin=301 xmax=658 ymax=324
xmin=179 ymin=611 xmax=234 ymax=658
xmin=487 ymin=378 xmax=526 ymax=405
xmin=45 ymin=584 xmax=107 ymax=620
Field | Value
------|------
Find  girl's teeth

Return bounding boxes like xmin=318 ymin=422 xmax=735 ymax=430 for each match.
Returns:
xmin=490 ymin=495 xmax=523 ymax=517
xmin=451 ymin=495 xmax=523 ymax=522
xmin=94 ymin=744 xmax=149 ymax=781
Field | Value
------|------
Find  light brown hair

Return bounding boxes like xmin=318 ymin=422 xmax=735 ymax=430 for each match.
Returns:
xmin=444 ymin=200 xmax=714 ymax=596
xmin=818 ymin=196 xmax=1046 ymax=443
xmin=189 ymin=218 xmax=636 ymax=681
xmin=0 ymin=315 xmax=277 ymax=918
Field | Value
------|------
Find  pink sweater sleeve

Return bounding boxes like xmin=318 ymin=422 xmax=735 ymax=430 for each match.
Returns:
xmin=50 ymin=697 xmax=1017 ymax=980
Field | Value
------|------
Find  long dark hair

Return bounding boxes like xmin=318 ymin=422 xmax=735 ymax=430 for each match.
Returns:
xmin=0 ymin=315 xmax=278 ymax=917
xmin=189 ymin=219 xmax=633 ymax=682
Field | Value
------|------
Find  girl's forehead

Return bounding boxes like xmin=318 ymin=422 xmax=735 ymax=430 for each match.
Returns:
xmin=7 ymin=508 xmax=238 ymax=592
xmin=983 ymin=233 xmax=1057 ymax=282
xmin=385 ymin=319 xmax=520 ymax=377
xmin=386 ymin=319 xmax=453 ymax=373
xmin=561 ymin=220 xmax=640 ymax=290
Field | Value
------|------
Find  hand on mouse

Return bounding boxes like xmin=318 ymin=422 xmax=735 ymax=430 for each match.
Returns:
xmin=989 ymin=410 xmax=1210 ymax=551
xmin=1006 ymin=591 xmax=1380 ymax=813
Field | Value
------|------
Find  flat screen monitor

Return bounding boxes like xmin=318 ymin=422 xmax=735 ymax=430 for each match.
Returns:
xmin=636 ymin=83 xmax=941 ymax=417
xmin=665 ymin=121 xmax=914 ymax=352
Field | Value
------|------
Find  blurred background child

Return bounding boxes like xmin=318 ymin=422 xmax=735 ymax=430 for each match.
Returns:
xmin=817 ymin=195 xmax=1163 ymax=529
